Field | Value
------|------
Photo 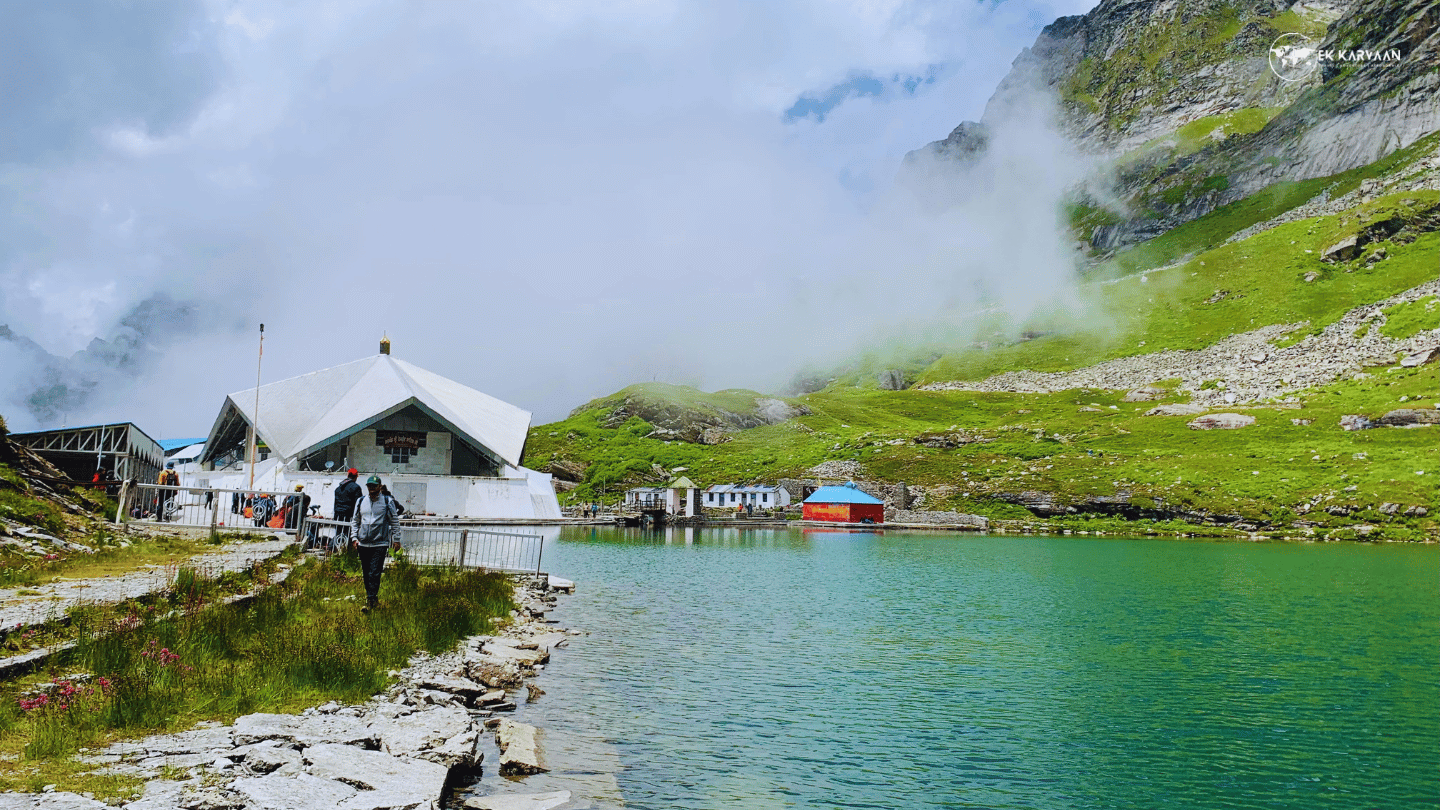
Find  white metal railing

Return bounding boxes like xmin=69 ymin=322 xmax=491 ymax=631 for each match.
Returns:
xmin=397 ymin=524 xmax=543 ymax=575
xmin=302 ymin=516 xmax=351 ymax=551
xmin=116 ymin=483 xmax=307 ymax=535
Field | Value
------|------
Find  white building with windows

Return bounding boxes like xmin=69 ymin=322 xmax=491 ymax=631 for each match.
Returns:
xmin=194 ymin=341 xmax=561 ymax=521
xmin=703 ymin=483 xmax=790 ymax=510
xmin=624 ymin=477 xmax=702 ymax=516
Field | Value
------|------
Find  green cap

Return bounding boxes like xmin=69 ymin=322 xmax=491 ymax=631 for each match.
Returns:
xmin=366 ymin=475 xmax=381 ymax=485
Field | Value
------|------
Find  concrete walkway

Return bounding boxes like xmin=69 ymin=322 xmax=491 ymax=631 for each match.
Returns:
xmin=0 ymin=537 xmax=295 ymax=631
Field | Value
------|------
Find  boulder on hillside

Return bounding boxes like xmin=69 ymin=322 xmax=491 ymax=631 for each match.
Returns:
xmin=1123 ymin=385 xmax=1166 ymax=402
xmin=1377 ymin=409 xmax=1440 ymax=427
xmin=877 ymin=369 xmax=909 ymax=390
xmin=1188 ymin=413 xmax=1255 ymax=430
xmin=1340 ymin=414 xmax=1375 ymax=431
xmin=1322 ymin=235 xmax=1360 ymax=263
xmin=544 ymin=459 xmax=585 ymax=482
xmin=1400 ymin=346 xmax=1439 ymax=368
xmin=1144 ymin=403 xmax=1207 ymax=416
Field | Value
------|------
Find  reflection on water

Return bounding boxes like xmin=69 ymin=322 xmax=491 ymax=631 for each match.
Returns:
xmin=460 ymin=528 xmax=1440 ymax=810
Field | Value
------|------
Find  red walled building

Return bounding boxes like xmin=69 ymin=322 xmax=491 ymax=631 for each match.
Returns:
xmin=801 ymin=482 xmax=885 ymax=523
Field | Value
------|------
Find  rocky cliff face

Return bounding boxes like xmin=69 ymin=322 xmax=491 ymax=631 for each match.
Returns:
xmin=910 ymin=0 xmax=1440 ymax=252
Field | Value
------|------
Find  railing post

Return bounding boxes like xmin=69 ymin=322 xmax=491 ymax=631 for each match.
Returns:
xmin=458 ymin=530 xmax=468 ymax=568
xmin=114 ymin=480 xmax=130 ymax=525
xmin=210 ymin=490 xmax=221 ymax=541
xmin=534 ymin=532 xmax=543 ymax=577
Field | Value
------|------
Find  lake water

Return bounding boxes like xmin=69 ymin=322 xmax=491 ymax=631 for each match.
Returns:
xmin=463 ymin=526 xmax=1439 ymax=809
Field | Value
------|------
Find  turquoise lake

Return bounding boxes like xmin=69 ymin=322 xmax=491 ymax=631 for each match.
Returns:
xmin=465 ymin=527 xmax=1439 ymax=809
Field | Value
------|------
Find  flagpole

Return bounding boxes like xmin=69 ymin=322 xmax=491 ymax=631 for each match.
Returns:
xmin=248 ymin=323 xmax=264 ymax=491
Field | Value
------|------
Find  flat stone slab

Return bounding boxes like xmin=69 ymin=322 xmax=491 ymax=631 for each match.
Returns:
xmin=303 ymin=743 xmax=448 ymax=810
xmin=482 ymin=644 xmax=545 ymax=666
xmin=244 ymin=745 xmax=305 ymax=775
xmin=463 ymin=790 xmax=572 ymax=810
xmin=118 ymin=779 xmax=190 ymax=810
xmin=233 ymin=712 xmax=377 ymax=748
xmin=0 ymin=794 xmax=108 ymax=810
xmin=229 ymin=772 xmax=358 ymax=810
xmin=414 ymin=674 xmax=486 ymax=699
xmin=371 ymin=706 xmax=475 ymax=763
xmin=527 ymin=633 xmax=569 ymax=654
xmin=138 ymin=725 xmax=234 ymax=755
xmin=495 ymin=720 xmax=547 ymax=776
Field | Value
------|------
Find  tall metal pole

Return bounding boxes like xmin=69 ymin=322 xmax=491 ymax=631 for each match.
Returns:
xmin=248 ymin=324 xmax=264 ymax=491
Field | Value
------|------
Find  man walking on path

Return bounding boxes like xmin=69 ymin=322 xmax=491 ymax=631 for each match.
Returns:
xmin=331 ymin=468 xmax=363 ymax=551
xmin=351 ymin=474 xmax=401 ymax=613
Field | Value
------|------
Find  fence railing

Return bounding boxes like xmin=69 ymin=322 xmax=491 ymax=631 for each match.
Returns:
xmin=397 ymin=524 xmax=544 ymax=575
xmin=302 ymin=517 xmax=350 ymax=551
xmin=117 ymin=483 xmax=307 ymax=535
xmin=115 ymin=485 xmax=545 ymax=574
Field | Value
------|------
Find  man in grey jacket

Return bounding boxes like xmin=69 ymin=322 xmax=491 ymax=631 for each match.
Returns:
xmin=351 ymin=474 xmax=401 ymax=612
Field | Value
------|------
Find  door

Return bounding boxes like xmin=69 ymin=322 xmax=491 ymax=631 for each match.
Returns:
xmin=391 ymin=482 xmax=428 ymax=515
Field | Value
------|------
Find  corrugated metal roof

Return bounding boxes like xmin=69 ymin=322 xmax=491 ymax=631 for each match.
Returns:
xmin=667 ymin=476 xmax=699 ymax=489
xmin=160 ymin=437 xmax=206 ymax=451
xmin=802 ymin=482 xmax=883 ymax=505
xmin=211 ymin=354 xmax=531 ymax=466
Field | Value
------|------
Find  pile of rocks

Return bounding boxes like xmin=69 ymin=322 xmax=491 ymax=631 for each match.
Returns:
xmin=5 ymin=577 xmax=575 ymax=810
xmin=918 ymin=279 xmax=1440 ymax=408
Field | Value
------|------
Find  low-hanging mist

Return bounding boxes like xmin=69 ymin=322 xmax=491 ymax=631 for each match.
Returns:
xmin=0 ymin=0 xmax=1102 ymax=434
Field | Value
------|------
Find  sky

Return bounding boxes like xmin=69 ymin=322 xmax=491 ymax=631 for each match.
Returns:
xmin=0 ymin=0 xmax=1101 ymax=438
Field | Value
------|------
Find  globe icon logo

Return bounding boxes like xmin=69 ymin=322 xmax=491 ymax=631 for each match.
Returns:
xmin=1270 ymin=33 xmax=1320 ymax=82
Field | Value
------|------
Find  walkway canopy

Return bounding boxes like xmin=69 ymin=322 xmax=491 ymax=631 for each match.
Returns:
xmin=200 ymin=354 xmax=531 ymax=472
xmin=8 ymin=422 xmax=164 ymax=483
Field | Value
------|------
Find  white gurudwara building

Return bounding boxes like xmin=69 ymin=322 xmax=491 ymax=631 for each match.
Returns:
xmin=195 ymin=340 xmax=561 ymax=521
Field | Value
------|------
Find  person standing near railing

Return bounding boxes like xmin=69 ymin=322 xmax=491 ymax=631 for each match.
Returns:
xmin=157 ymin=463 xmax=180 ymax=521
xmin=351 ymin=474 xmax=401 ymax=613
xmin=332 ymin=468 xmax=362 ymax=551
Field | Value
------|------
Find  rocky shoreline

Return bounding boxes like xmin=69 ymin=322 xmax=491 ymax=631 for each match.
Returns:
xmin=0 ymin=575 xmax=578 ymax=810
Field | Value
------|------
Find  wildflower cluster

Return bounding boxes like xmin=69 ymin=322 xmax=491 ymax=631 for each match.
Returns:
xmin=16 ymin=676 xmax=111 ymax=713
xmin=139 ymin=638 xmax=190 ymax=671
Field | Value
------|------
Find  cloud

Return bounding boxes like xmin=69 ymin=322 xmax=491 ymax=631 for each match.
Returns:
xmin=0 ymin=0 xmax=1100 ymax=435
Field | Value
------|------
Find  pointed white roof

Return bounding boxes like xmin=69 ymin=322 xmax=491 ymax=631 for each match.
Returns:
xmin=206 ymin=355 xmax=531 ymax=466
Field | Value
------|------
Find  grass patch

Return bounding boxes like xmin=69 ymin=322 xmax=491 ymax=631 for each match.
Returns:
xmin=0 ymin=490 xmax=67 ymax=538
xmin=1379 ymin=296 xmax=1439 ymax=340
xmin=0 ymin=554 xmax=513 ymax=796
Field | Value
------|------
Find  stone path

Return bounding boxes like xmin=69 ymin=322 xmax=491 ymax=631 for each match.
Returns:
xmin=0 ymin=538 xmax=294 ymax=631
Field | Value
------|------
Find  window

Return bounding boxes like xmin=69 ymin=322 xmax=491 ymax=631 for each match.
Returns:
xmin=707 ymin=493 xmax=714 ymax=502
xmin=729 ymin=493 xmax=735 ymax=502
xmin=763 ymin=493 xmax=769 ymax=502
